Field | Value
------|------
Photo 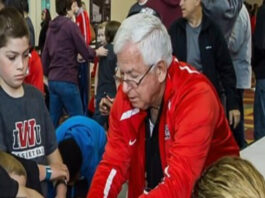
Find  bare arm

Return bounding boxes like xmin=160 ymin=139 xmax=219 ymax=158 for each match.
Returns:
xmin=17 ymin=185 xmax=43 ymax=198
xmin=47 ymin=149 xmax=69 ymax=198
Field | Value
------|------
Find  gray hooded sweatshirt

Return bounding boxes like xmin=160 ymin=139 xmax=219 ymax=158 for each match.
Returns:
xmin=202 ymin=0 xmax=243 ymax=41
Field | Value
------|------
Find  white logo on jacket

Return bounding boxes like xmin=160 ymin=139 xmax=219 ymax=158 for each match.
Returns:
xmin=129 ymin=139 xmax=137 ymax=146
xmin=179 ymin=66 xmax=200 ymax=74
xmin=120 ymin=108 xmax=140 ymax=121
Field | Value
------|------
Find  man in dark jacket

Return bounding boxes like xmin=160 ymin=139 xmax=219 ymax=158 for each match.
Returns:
xmin=169 ymin=0 xmax=240 ymax=133
xmin=252 ymin=0 xmax=265 ymax=141
xmin=128 ymin=0 xmax=149 ymax=17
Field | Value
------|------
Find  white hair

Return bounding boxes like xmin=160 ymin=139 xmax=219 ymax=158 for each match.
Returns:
xmin=114 ymin=13 xmax=173 ymax=67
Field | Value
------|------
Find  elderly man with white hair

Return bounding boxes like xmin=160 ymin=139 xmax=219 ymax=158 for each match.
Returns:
xmin=87 ymin=13 xmax=239 ymax=198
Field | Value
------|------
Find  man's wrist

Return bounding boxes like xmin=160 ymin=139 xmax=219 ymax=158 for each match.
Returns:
xmin=55 ymin=180 xmax=67 ymax=198
xmin=55 ymin=179 xmax=67 ymax=188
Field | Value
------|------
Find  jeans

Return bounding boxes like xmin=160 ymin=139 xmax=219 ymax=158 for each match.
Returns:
xmin=78 ymin=62 xmax=89 ymax=116
xmin=49 ymin=81 xmax=83 ymax=128
xmin=254 ymin=79 xmax=265 ymax=140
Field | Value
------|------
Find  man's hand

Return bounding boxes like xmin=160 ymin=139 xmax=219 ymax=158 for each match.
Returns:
xmin=229 ymin=109 xmax=240 ymax=129
xmin=38 ymin=163 xmax=69 ymax=182
xmin=96 ymin=46 xmax=108 ymax=57
xmin=50 ymin=163 xmax=69 ymax=182
xmin=99 ymin=96 xmax=114 ymax=116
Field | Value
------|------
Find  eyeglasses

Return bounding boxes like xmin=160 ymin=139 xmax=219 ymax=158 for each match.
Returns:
xmin=114 ymin=64 xmax=155 ymax=89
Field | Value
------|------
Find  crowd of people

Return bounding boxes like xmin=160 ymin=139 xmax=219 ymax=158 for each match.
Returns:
xmin=0 ymin=0 xmax=265 ymax=197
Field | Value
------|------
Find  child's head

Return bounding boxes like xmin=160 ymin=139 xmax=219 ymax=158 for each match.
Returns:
xmin=58 ymin=138 xmax=82 ymax=186
xmin=193 ymin=156 xmax=265 ymax=198
xmin=97 ymin=22 xmax=107 ymax=46
xmin=0 ymin=151 xmax=27 ymax=186
xmin=0 ymin=7 xmax=29 ymax=48
xmin=0 ymin=7 xmax=30 ymax=93
xmin=105 ymin=21 xmax=121 ymax=44
xmin=41 ymin=8 xmax=51 ymax=22
xmin=56 ymin=0 xmax=77 ymax=17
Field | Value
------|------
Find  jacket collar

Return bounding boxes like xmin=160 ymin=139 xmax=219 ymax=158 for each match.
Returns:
xmin=163 ymin=57 xmax=178 ymax=105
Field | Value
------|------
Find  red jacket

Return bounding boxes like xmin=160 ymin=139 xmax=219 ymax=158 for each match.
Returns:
xmin=87 ymin=58 xmax=239 ymax=198
xmin=24 ymin=49 xmax=44 ymax=93
xmin=76 ymin=8 xmax=91 ymax=46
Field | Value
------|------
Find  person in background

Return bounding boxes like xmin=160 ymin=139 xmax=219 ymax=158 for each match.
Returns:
xmin=93 ymin=21 xmax=121 ymax=129
xmin=42 ymin=0 xmax=107 ymax=128
xmin=24 ymin=49 xmax=45 ymax=93
xmin=75 ymin=0 xmax=94 ymax=116
xmin=38 ymin=8 xmax=51 ymax=54
xmin=97 ymin=22 xmax=108 ymax=47
xmin=169 ymin=0 xmax=240 ymax=135
xmin=252 ymin=0 xmax=265 ymax=141
xmin=193 ymin=156 xmax=265 ymax=198
xmin=251 ymin=3 xmax=259 ymax=35
xmin=201 ymin=0 xmax=243 ymax=41
xmin=87 ymin=13 xmax=239 ymax=198
xmin=128 ymin=0 xmax=149 ymax=17
xmin=145 ymin=0 xmax=181 ymax=29
xmin=227 ymin=4 xmax=252 ymax=148
xmin=56 ymin=116 xmax=106 ymax=197
xmin=0 ymin=7 xmax=69 ymax=197
xmin=21 ymin=0 xmax=35 ymax=47
xmin=88 ymin=21 xmax=107 ymax=116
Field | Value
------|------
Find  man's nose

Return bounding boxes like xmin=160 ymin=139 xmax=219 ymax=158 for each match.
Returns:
xmin=122 ymin=81 xmax=131 ymax=94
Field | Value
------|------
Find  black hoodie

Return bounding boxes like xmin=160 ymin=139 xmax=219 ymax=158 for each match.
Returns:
xmin=252 ymin=4 xmax=265 ymax=79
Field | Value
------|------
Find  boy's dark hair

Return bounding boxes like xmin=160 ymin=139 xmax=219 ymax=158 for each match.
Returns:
xmin=4 ymin=0 xmax=23 ymax=15
xmin=58 ymin=138 xmax=82 ymax=183
xmin=0 ymin=7 xmax=29 ymax=48
xmin=105 ymin=21 xmax=121 ymax=44
xmin=56 ymin=0 xmax=76 ymax=16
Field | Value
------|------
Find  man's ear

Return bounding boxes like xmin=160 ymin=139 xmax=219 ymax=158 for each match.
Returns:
xmin=156 ymin=60 xmax=167 ymax=83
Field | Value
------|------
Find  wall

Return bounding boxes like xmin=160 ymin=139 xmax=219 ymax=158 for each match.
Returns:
xmin=111 ymin=0 xmax=135 ymax=22
xmin=28 ymin=0 xmax=41 ymax=47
